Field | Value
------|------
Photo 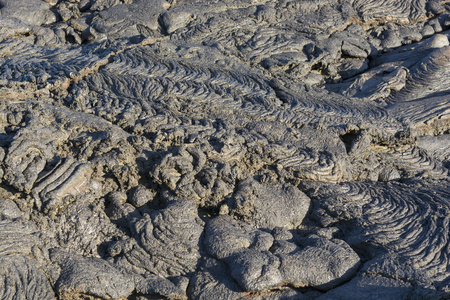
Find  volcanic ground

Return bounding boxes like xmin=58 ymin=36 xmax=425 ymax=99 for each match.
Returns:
xmin=0 ymin=0 xmax=450 ymax=299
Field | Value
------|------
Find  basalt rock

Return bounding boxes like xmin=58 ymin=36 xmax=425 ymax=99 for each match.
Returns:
xmin=0 ymin=0 xmax=57 ymax=26
xmin=1 ymin=0 xmax=450 ymax=299
xmin=0 ymin=254 xmax=55 ymax=300
xmin=227 ymin=177 xmax=310 ymax=229
xmin=108 ymin=198 xmax=204 ymax=278
xmin=203 ymin=215 xmax=360 ymax=293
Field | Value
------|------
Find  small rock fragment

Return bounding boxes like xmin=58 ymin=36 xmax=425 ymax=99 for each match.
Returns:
xmin=128 ymin=185 xmax=155 ymax=207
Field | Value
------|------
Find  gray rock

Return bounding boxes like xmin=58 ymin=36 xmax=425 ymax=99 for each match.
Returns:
xmin=336 ymin=58 xmax=369 ymax=79
xmin=204 ymin=215 xmax=273 ymax=259
xmin=0 ymin=17 xmax=30 ymax=42
xmin=0 ymin=254 xmax=55 ymax=300
xmin=0 ymin=218 xmax=43 ymax=257
xmin=128 ymin=184 xmax=155 ymax=207
xmin=189 ymin=257 xmax=243 ymax=300
xmin=328 ymin=64 xmax=408 ymax=100
xmin=353 ymin=0 xmax=427 ymax=22
xmin=4 ymin=123 xmax=59 ymax=193
xmin=0 ymin=0 xmax=56 ymax=26
xmin=134 ymin=275 xmax=187 ymax=299
xmin=421 ymin=25 xmax=435 ymax=38
xmin=278 ymin=235 xmax=360 ymax=291
xmin=105 ymin=191 xmax=139 ymax=222
xmin=378 ymin=166 xmax=401 ymax=181
xmin=32 ymin=156 xmax=93 ymax=212
xmin=0 ymin=198 xmax=23 ymax=219
xmin=51 ymin=249 xmax=135 ymax=299
xmin=52 ymin=197 xmax=122 ymax=257
xmin=55 ymin=1 xmax=80 ymax=22
xmin=225 ymin=248 xmax=283 ymax=292
xmin=90 ymin=0 xmax=169 ymax=39
xmin=228 ymin=177 xmax=310 ymax=230
xmin=308 ymin=179 xmax=450 ymax=281
xmin=0 ymin=0 xmax=450 ymax=298
xmin=333 ymin=31 xmax=372 ymax=58
xmin=124 ymin=198 xmax=204 ymax=276
xmin=317 ymin=274 xmax=414 ymax=300
xmin=161 ymin=9 xmax=192 ymax=34
xmin=429 ymin=17 xmax=443 ymax=32
xmin=272 ymin=227 xmax=294 ymax=241
xmin=254 ymin=288 xmax=308 ymax=300
xmin=426 ymin=1 xmax=445 ymax=15
xmin=417 ymin=134 xmax=450 ymax=162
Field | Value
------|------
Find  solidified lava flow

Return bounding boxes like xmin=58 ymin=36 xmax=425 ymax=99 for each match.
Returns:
xmin=0 ymin=0 xmax=449 ymax=299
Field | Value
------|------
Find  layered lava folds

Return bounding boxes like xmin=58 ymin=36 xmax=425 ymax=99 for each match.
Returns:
xmin=0 ymin=0 xmax=449 ymax=299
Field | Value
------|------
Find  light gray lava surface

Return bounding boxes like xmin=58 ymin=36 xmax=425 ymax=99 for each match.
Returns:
xmin=0 ymin=0 xmax=450 ymax=299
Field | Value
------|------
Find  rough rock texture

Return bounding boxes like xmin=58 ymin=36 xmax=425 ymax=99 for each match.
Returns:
xmin=0 ymin=0 xmax=56 ymax=26
xmin=51 ymin=249 xmax=135 ymax=299
xmin=228 ymin=177 xmax=310 ymax=229
xmin=111 ymin=198 xmax=204 ymax=277
xmin=0 ymin=254 xmax=55 ymax=300
xmin=276 ymin=235 xmax=361 ymax=291
xmin=0 ymin=0 xmax=450 ymax=299
xmin=204 ymin=215 xmax=360 ymax=293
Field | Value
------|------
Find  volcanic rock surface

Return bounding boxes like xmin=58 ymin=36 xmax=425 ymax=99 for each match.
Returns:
xmin=0 ymin=0 xmax=450 ymax=299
